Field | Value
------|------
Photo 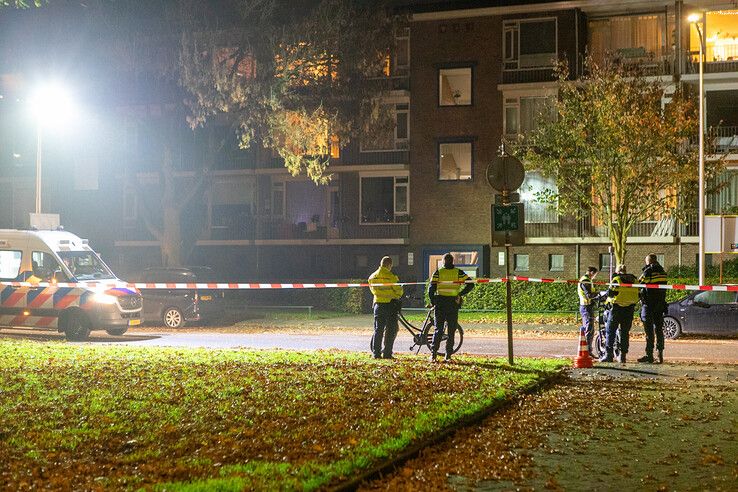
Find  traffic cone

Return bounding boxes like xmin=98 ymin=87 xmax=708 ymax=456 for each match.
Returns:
xmin=573 ymin=327 xmax=593 ymax=368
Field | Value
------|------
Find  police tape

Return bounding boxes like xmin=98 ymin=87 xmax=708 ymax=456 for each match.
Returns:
xmin=0 ymin=276 xmax=735 ymax=292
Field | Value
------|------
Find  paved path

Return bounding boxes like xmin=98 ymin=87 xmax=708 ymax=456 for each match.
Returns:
xmin=3 ymin=328 xmax=733 ymax=363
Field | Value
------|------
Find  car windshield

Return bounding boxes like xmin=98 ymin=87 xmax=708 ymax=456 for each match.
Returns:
xmin=57 ymin=251 xmax=116 ymax=281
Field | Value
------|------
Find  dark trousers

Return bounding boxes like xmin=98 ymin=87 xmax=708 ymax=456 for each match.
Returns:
xmin=580 ymin=304 xmax=595 ymax=352
xmin=432 ymin=297 xmax=459 ymax=354
xmin=373 ymin=302 xmax=398 ymax=357
xmin=606 ymin=304 xmax=635 ymax=354
xmin=641 ymin=304 xmax=665 ymax=354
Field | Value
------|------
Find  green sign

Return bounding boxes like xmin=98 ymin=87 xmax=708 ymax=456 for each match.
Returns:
xmin=493 ymin=204 xmax=519 ymax=232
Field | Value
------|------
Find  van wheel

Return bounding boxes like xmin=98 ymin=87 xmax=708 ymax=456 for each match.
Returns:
xmin=106 ymin=327 xmax=128 ymax=336
xmin=163 ymin=307 xmax=184 ymax=328
xmin=64 ymin=312 xmax=91 ymax=341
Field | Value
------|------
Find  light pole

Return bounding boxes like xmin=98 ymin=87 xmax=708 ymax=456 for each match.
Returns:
xmin=688 ymin=12 xmax=706 ymax=286
xmin=29 ymin=83 xmax=75 ymax=215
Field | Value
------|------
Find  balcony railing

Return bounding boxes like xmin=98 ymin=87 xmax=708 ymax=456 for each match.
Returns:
xmin=525 ymin=213 xmax=699 ymax=239
xmin=690 ymin=126 xmax=738 ymax=154
xmin=686 ymin=45 xmax=738 ymax=74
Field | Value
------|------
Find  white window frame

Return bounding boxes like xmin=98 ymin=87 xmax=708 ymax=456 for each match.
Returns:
xmin=270 ymin=180 xmax=286 ymax=218
xmin=360 ymin=100 xmax=410 ymax=153
xmin=549 ymin=254 xmax=564 ymax=272
xmin=359 ymin=171 xmax=410 ymax=225
xmin=438 ymin=66 xmax=473 ymax=106
xmin=502 ymin=17 xmax=558 ymax=71
xmin=501 ymin=86 xmax=558 ymax=137
xmin=514 ymin=253 xmax=530 ymax=272
xmin=394 ymin=26 xmax=410 ymax=72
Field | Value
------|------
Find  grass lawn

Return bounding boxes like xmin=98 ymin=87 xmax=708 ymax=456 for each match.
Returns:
xmin=0 ymin=340 xmax=566 ymax=491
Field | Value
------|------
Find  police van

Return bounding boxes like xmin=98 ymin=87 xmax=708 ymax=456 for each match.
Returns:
xmin=0 ymin=229 xmax=142 ymax=341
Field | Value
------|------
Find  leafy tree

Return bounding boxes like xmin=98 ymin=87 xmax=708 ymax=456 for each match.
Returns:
xmin=177 ymin=0 xmax=397 ymax=183
xmin=0 ymin=0 xmax=45 ymax=7
xmin=523 ymin=59 xmax=724 ymax=265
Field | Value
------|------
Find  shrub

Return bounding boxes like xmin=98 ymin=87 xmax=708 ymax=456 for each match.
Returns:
xmin=234 ymin=280 xmax=369 ymax=314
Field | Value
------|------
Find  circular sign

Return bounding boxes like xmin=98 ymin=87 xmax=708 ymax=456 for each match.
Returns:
xmin=486 ymin=155 xmax=525 ymax=192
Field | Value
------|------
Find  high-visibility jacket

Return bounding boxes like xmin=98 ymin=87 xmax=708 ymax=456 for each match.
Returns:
xmin=368 ymin=266 xmax=403 ymax=303
xmin=578 ymin=274 xmax=596 ymax=306
xmin=607 ymin=273 xmax=638 ymax=307
xmin=639 ymin=262 xmax=667 ymax=306
xmin=429 ymin=267 xmax=473 ymax=298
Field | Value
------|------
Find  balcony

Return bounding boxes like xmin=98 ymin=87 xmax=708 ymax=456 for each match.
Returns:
xmin=501 ymin=67 xmax=557 ymax=85
xmin=525 ymin=214 xmax=699 ymax=241
xmin=686 ymin=45 xmax=738 ymax=74
xmin=690 ymin=126 xmax=738 ymax=155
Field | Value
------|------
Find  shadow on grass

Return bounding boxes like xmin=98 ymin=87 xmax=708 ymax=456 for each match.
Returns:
xmin=452 ymin=358 xmax=558 ymax=376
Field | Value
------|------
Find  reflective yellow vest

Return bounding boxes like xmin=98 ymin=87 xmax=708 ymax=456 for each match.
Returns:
xmin=577 ymin=274 xmax=594 ymax=305
xmin=368 ymin=266 xmax=403 ymax=303
xmin=610 ymin=274 xmax=639 ymax=307
xmin=433 ymin=267 xmax=469 ymax=297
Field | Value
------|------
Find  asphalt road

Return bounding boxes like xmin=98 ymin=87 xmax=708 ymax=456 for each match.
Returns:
xmin=2 ymin=328 xmax=736 ymax=363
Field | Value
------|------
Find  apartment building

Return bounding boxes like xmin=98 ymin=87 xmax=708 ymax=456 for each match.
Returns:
xmin=404 ymin=0 xmax=738 ymax=281
xmin=2 ymin=0 xmax=737 ymax=283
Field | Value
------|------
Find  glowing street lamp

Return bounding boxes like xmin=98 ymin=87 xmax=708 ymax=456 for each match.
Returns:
xmin=688 ymin=12 xmax=706 ymax=286
xmin=28 ymin=83 xmax=76 ymax=214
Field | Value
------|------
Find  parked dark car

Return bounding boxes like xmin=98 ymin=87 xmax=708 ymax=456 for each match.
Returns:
xmin=137 ymin=267 xmax=223 ymax=328
xmin=664 ymin=290 xmax=738 ymax=339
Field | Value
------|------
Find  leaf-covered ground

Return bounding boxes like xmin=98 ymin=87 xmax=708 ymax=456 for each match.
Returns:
xmin=362 ymin=363 xmax=738 ymax=491
xmin=0 ymin=341 xmax=565 ymax=490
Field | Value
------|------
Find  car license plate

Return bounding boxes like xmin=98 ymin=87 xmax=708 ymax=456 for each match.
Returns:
xmin=128 ymin=319 xmax=141 ymax=326
xmin=201 ymin=295 xmax=212 ymax=301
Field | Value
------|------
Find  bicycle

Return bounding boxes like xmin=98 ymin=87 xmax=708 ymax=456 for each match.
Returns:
xmin=369 ymin=299 xmax=464 ymax=357
xmin=594 ymin=296 xmax=621 ymax=359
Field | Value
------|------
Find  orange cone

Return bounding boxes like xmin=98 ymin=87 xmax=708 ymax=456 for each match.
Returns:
xmin=573 ymin=327 xmax=593 ymax=368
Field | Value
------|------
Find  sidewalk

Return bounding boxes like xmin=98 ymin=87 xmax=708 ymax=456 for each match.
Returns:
xmin=360 ymin=363 xmax=738 ymax=491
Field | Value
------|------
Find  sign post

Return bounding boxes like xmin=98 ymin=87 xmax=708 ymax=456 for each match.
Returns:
xmin=486 ymin=146 xmax=525 ymax=365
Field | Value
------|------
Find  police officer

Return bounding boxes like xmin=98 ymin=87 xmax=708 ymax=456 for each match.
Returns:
xmin=368 ymin=256 xmax=403 ymax=359
xmin=578 ymin=266 xmax=599 ymax=357
xmin=600 ymin=264 xmax=638 ymax=363
xmin=427 ymin=253 xmax=474 ymax=362
xmin=638 ymin=253 xmax=668 ymax=364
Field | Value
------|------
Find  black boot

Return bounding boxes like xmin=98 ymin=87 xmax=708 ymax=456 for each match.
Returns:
xmin=657 ymin=350 xmax=663 ymax=364
xmin=599 ymin=350 xmax=614 ymax=363
xmin=638 ymin=353 xmax=653 ymax=363
xmin=618 ymin=352 xmax=627 ymax=364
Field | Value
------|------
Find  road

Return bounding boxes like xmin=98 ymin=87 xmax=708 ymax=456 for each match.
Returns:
xmin=2 ymin=328 xmax=736 ymax=363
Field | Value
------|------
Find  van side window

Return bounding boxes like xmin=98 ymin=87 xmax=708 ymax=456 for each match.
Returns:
xmin=0 ymin=250 xmax=23 ymax=280
xmin=32 ymin=251 xmax=64 ymax=281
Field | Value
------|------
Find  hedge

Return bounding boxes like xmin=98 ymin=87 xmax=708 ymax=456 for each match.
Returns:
xmin=234 ymin=280 xmax=370 ymax=314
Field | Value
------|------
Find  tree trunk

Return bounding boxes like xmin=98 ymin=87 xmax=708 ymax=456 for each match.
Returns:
xmin=160 ymin=204 xmax=182 ymax=267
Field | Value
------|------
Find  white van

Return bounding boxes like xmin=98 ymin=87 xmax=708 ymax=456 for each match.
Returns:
xmin=0 ymin=229 xmax=142 ymax=341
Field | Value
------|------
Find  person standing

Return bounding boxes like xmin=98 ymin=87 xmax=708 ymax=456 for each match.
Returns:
xmin=578 ymin=266 xmax=599 ymax=357
xmin=368 ymin=256 xmax=403 ymax=359
xmin=599 ymin=264 xmax=638 ymax=363
xmin=638 ymin=254 xmax=668 ymax=363
xmin=427 ymin=253 xmax=474 ymax=362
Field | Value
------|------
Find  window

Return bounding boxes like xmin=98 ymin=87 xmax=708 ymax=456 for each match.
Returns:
xmin=549 ymin=254 xmax=564 ymax=272
xmin=694 ymin=291 xmax=737 ymax=305
xmin=389 ymin=254 xmax=400 ymax=267
xmin=0 ymin=250 xmax=22 ymax=279
xmin=503 ymin=18 xmax=557 ymax=70
xmin=211 ymin=176 xmax=256 ymax=233
xmin=356 ymin=255 xmax=368 ymax=268
xmin=656 ymin=254 xmax=665 ymax=266
xmin=439 ymin=141 xmax=472 ymax=181
xmin=361 ymin=103 xmax=409 ymax=152
xmin=498 ymin=251 xmax=505 ymax=266
xmin=360 ymin=175 xmax=410 ymax=224
xmin=394 ymin=27 xmax=410 ymax=72
xmin=514 ymin=254 xmax=529 ymax=271
xmin=439 ymin=67 xmax=472 ymax=106
xmin=599 ymin=253 xmax=613 ymax=272
xmin=520 ymin=171 xmax=558 ymax=223
xmin=271 ymin=181 xmax=285 ymax=217
xmin=503 ymin=96 xmax=556 ymax=136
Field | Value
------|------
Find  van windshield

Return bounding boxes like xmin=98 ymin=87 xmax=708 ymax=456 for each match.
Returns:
xmin=57 ymin=251 xmax=116 ymax=281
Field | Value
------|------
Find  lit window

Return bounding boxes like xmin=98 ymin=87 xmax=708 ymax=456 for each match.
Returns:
xmin=439 ymin=67 xmax=472 ymax=106
xmin=439 ymin=142 xmax=472 ymax=181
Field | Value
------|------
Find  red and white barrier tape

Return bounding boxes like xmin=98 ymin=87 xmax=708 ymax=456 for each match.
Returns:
xmin=0 ymin=276 xmax=735 ymax=292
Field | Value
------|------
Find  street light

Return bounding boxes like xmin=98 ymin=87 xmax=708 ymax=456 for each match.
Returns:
xmin=688 ymin=12 xmax=706 ymax=286
xmin=28 ymin=83 xmax=76 ymax=214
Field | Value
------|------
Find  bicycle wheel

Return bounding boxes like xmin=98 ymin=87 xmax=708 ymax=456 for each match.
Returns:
xmin=439 ymin=324 xmax=464 ymax=356
xmin=595 ymin=331 xmax=606 ymax=357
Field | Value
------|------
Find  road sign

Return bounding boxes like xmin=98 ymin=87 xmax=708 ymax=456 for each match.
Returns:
xmin=491 ymin=203 xmax=525 ymax=246
xmin=486 ymin=154 xmax=525 ymax=192
xmin=493 ymin=204 xmax=519 ymax=231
